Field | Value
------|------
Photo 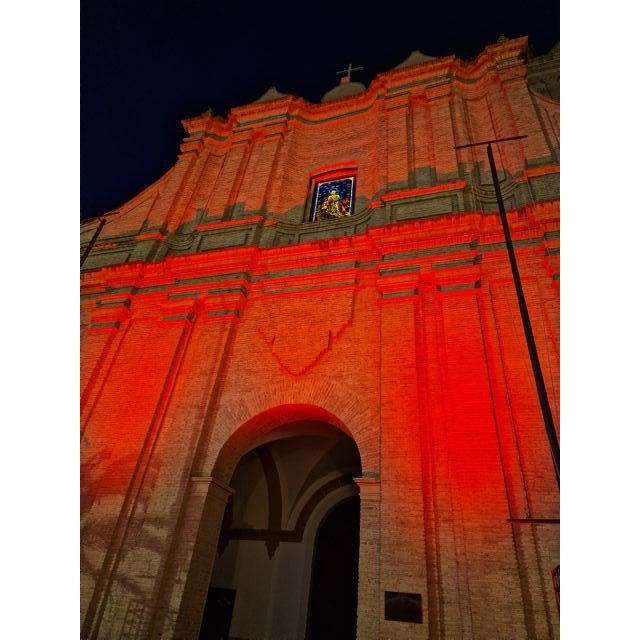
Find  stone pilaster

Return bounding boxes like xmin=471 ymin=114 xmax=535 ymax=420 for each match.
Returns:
xmin=158 ymin=476 xmax=234 ymax=640
xmin=384 ymin=95 xmax=410 ymax=190
xmin=145 ymin=150 xmax=199 ymax=231
xmin=206 ymin=138 xmax=251 ymax=218
xmin=354 ymin=477 xmax=381 ymax=640
xmin=377 ymin=271 xmax=430 ymax=639
xmin=410 ymin=93 xmax=435 ymax=187
xmin=243 ymin=129 xmax=284 ymax=214
xmin=434 ymin=267 xmax=528 ymax=638
xmin=429 ymin=90 xmax=459 ymax=182
xmin=81 ymin=301 xmax=197 ymax=639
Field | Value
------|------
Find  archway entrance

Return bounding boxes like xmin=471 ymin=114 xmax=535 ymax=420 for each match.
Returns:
xmin=306 ymin=497 xmax=359 ymax=640
xmin=199 ymin=420 xmax=362 ymax=640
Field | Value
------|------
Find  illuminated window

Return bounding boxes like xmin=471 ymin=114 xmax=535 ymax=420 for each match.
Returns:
xmin=309 ymin=172 xmax=356 ymax=222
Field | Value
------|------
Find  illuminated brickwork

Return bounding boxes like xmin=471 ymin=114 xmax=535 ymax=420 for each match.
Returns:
xmin=81 ymin=36 xmax=559 ymax=639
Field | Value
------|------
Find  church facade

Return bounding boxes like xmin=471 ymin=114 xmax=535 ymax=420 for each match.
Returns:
xmin=81 ymin=36 xmax=559 ymax=639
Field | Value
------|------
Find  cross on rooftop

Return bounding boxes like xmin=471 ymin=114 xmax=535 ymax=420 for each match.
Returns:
xmin=336 ymin=63 xmax=364 ymax=83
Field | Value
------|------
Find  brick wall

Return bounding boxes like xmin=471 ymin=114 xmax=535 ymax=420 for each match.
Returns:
xmin=81 ymin=35 xmax=559 ymax=639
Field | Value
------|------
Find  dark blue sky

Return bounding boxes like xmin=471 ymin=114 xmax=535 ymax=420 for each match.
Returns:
xmin=81 ymin=0 xmax=559 ymax=220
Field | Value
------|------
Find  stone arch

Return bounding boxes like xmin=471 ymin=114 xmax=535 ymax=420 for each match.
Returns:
xmin=170 ymin=396 xmax=379 ymax=640
xmin=197 ymin=378 xmax=379 ymax=482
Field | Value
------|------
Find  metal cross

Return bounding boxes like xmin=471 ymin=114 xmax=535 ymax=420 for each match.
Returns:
xmin=336 ymin=63 xmax=363 ymax=82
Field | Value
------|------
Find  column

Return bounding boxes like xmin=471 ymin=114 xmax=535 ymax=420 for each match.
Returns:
xmin=377 ymin=272 xmax=430 ymax=640
xmin=81 ymin=299 xmax=195 ymax=639
xmin=418 ymin=278 xmax=470 ymax=638
xmin=354 ymin=477 xmax=381 ymax=640
xmin=262 ymin=126 xmax=292 ymax=215
xmin=429 ymin=93 xmax=459 ymax=182
xmin=242 ymin=131 xmax=283 ymax=214
xmin=80 ymin=300 xmax=130 ymax=428
xmin=231 ymin=132 xmax=265 ymax=217
xmin=502 ymin=73 xmax=554 ymax=164
xmin=375 ymin=103 xmax=388 ymax=195
xmin=486 ymin=275 xmax=559 ymax=517
xmin=384 ymin=96 xmax=410 ymax=190
xmin=145 ymin=150 xmax=199 ymax=230
xmin=410 ymin=93 xmax=435 ymax=187
xmin=166 ymin=143 xmax=211 ymax=231
xmin=206 ymin=139 xmax=251 ymax=218
xmin=185 ymin=150 xmax=224 ymax=217
xmin=158 ymin=477 xmax=234 ymax=640
xmin=435 ymin=269 xmax=528 ymax=638
xmin=486 ymin=81 xmax=526 ymax=176
xmin=101 ymin=288 xmax=245 ymax=639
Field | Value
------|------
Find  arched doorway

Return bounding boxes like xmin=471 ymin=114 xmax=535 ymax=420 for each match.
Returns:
xmin=199 ymin=420 xmax=362 ymax=640
xmin=306 ymin=497 xmax=360 ymax=640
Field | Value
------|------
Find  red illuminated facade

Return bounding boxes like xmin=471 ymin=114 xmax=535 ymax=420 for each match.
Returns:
xmin=81 ymin=36 xmax=559 ymax=639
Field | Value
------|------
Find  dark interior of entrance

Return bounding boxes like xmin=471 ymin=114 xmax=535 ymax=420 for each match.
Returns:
xmin=306 ymin=497 xmax=359 ymax=640
xmin=200 ymin=421 xmax=362 ymax=640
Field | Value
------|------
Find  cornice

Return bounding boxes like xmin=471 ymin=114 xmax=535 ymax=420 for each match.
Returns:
xmin=179 ymin=37 xmax=530 ymax=139
xmin=379 ymin=180 xmax=467 ymax=203
xmin=80 ymin=201 xmax=558 ymax=303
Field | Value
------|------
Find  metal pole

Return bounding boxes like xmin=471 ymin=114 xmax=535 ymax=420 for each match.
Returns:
xmin=80 ymin=217 xmax=106 ymax=268
xmin=454 ymin=135 xmax=560 ymax=486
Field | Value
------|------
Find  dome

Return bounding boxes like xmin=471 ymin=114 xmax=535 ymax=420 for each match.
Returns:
xmin=321 ymin=80 xmax=366 ymax=103
xmin=253 ymin=86 xmax=290 ymax=103
xmin=393 ymin=50 xmax=437 ymax=70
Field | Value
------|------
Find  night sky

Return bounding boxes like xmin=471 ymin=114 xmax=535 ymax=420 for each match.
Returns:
xmin=81 ymin=0 xmax=559 ymax=221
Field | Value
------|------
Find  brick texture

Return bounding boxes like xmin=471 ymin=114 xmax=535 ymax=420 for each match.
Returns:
xmin=81 ymin=36 xmax=559 ymax=639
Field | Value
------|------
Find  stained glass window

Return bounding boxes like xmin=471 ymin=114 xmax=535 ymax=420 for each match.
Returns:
xmin=309 ymin=176 xmax=355 ymax=222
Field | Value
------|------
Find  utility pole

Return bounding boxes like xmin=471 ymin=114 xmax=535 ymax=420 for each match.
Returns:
xmin=454 ymin=135 xmax=560 ymax=486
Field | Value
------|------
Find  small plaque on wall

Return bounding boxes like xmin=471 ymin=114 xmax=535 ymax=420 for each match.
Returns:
xmin=384 ymin=591 xmax=423 ymax=624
